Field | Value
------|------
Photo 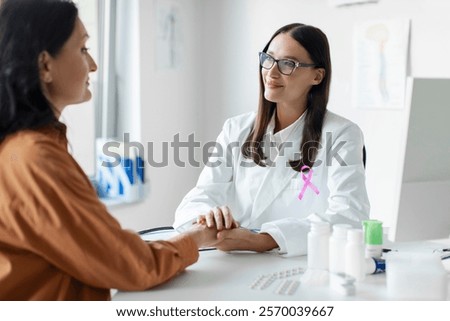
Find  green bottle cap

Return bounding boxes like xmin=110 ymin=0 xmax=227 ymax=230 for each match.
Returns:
xmin=362 ymin=220 xmax=383 ymax=245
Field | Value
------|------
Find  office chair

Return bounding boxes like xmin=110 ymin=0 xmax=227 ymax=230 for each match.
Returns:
xmin=363 ymin=146 xmax=366 ymax=168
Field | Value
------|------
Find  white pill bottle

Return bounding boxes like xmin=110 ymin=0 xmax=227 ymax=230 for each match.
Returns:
xmin=345 ymin=229 xmax=365 ymax=282
xmin=307 ymin=221 xmax=331 ymax=270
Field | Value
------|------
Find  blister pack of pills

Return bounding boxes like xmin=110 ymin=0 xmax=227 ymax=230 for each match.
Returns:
xmin=249 ymin=266 xmax=304 ymax=295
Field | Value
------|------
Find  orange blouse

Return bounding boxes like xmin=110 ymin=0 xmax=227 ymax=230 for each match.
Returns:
xmin=0 ymin=124 xmax=198 ymax=300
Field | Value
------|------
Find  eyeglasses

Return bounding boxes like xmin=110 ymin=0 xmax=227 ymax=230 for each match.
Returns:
xmin=259 ymin=52 xmax=317 ymax=76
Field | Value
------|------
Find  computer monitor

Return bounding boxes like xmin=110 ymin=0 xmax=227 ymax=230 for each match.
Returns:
xmin=394 ymin=78 xmax=450 ymax=241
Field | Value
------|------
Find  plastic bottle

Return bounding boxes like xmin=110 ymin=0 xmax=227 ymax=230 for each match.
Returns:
xmin=386 ymin=252 xmax=448 ymax=300
xmin=345 ymin=229 xmax=365 ymax=282
xmin=307 ymin=221 xmax=330 ymax=270
xmin=329 ymin=224 xmax=351 ymax=274
xmin=362 ymin=220 xmax=383 ymax=258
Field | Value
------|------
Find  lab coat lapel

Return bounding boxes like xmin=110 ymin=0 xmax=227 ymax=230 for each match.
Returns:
xmin=250 ymin=137 xmax=301 ymax=220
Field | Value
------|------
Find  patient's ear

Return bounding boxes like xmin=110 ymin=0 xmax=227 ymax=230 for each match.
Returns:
xmin=38 ymin=51 xmax=53 ymax=83
xmin=312 ymin=68 xmax=325 ymax=85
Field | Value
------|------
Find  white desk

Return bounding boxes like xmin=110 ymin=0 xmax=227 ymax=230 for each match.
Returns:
xmin=113 ymin=236 xmax=450 ymax=301
xmin=114 ymin=251 xmax=383 ymax=301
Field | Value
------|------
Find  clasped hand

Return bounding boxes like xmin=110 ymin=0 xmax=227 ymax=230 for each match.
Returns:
xmin=193 ymin=206 xmax=278 ymax=253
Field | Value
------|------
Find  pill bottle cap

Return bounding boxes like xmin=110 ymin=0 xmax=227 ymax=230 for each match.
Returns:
xmin=310 ymin=221 xmax=330 ymax=234
xmin=347 ymin=229 xmax=363 ymax=243
xmin=363 ymin=220 xmax=383 ymax=245
xmin=332 ymin=224 xmax=351 ymax=239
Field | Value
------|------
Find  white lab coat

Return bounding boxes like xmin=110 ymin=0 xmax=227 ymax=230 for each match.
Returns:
xmin=174 ymin=111 xmax=370 ymax=256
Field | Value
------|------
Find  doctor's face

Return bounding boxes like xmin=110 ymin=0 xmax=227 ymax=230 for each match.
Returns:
xmin=262 ymin=33 xmax=323 ymax=108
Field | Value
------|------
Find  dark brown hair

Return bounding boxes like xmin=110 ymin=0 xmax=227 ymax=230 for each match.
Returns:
xmin=242 ymin=23 xmax=332 ymax=172
xmin=0 ymin=0 xmax=78 ymax=142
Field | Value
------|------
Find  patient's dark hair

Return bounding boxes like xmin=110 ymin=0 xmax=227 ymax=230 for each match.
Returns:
xmin=0 ymin=0 xmax=78 ymax=142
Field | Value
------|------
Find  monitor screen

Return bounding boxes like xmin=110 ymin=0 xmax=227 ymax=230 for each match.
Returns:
xmin=394 ymin=78 xmax=450 ymax=241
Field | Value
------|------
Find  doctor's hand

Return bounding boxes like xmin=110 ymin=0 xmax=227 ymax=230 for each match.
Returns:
xmin=214 ymin=228 xmax=278 ymax=253
xmin=197 ymin=206 xmax=239 ymax=231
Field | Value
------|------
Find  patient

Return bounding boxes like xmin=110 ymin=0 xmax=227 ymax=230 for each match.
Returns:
xmin=0 ymin=0 xmax=218 ymax=300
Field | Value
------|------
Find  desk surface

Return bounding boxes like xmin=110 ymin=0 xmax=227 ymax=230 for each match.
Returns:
xmin=113 ymin=236 xmax=450 ymax=301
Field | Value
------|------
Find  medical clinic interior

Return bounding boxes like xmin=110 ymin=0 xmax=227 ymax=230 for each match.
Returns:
xmin=1 ymin=0 xmax=450 ymax=304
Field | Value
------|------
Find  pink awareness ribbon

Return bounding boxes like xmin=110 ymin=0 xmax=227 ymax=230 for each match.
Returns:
xmin=298 ymin=165 xmax=320 ymax=200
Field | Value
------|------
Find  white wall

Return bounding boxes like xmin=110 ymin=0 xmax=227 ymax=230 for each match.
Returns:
xmin=109 ymin=0 xmax=204 ymax=230
xmin=62 ymin=0 xmax=99 ymax=177
xmin=108 ymin=0 xmax=450 ymax=233
xmin=115 ymin=0 xmax=141 ymax=141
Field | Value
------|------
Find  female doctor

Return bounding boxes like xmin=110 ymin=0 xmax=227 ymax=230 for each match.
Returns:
xmin=174 ymin=23 xmax=370 ymax=256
